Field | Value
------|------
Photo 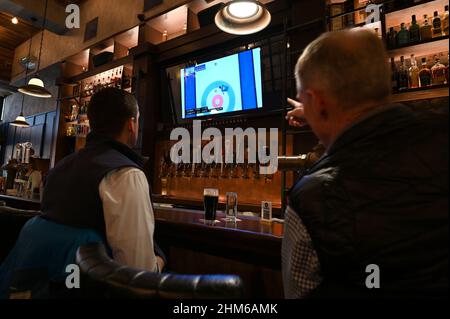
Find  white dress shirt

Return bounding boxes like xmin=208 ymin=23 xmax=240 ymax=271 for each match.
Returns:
xmin=99 ymin=167 xmax=160 ymax=272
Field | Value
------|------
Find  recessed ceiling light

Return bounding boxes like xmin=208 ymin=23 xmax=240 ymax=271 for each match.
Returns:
xmin=11 ymin=17 xmax=19 ymax=24
xmin=215 ymin=0 xmax=271 ymax=35
xmin=228 ymin=2 xmax=259 ymax=19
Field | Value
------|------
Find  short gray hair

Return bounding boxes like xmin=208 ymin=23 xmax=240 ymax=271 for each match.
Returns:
xmin=295 ymin=29 xmax=391 ymax=109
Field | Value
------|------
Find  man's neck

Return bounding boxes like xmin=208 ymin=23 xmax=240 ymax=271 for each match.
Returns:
xmin=115 ymin=134 xmax=131 ymax=148
xmin=325 ymin=99 xmax=393 ymax=150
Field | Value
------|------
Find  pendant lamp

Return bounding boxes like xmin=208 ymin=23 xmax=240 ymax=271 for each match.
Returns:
xmin=11 ymin=33 xmax=34 ymax=128
xmin=10 ymin=98 xmax=30 ymax=128
xmin=18 ymin=0 xmax=52 ymax=98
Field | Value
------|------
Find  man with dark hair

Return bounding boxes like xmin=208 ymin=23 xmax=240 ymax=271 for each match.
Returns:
xmin=0 ymin=88 xmax=164 ymax=298
xmin=42 ymin=87 xmax=164 ymax=272
xmin=282 ymin=29 xmax=448 ymax=298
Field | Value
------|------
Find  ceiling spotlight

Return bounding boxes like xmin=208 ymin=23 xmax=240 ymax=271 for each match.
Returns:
xmin=215 ymin=0 xmax=271 ymax=35
xmin=11 ymin=17 xmax=19 ymax=24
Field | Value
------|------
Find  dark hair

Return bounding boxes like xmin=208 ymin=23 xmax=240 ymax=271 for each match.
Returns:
xmin=88 ymin=88 xmax=138 ymax=137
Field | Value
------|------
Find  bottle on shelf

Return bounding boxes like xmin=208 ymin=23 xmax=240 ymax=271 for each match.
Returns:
xmin=396 ymin=23 xmax=410 ymax=47
xmin=420 ymin=14 xmax=433 ymax=41
xmin=432 ymin=11 xmax=442 ymax=38
xmin=419 ymin=57 xmax=432 ymax=87
xmin=69 ymin=104 xmax=78 ymax=122
xmin=408 ymin=54 xmax=420 ymax=89
xmin=390 ymin=57 xmax=398 ymax=92
xmin=344 ymin=0 xmax=354 ymax=27
xmin=88 ymin=81 xmax=93 ymax=96
xmin=443 ymin=5 xmax=449 ymax=36
xmin=431 ymin=55 xmax=446 ymax=85
xmin=445 ymin=54 xmax=449 ymax=84
xmin=387 ymin=27 xmax=397 ymax=49
xmin=397 ymin=55 xmax=409 ymax=90
xmin=409 ymin=15 xmax=421 ymax=44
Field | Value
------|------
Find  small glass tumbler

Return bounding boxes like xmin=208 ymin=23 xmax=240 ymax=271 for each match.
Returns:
xmin=223 ymin=192 xmax=239 ymax=222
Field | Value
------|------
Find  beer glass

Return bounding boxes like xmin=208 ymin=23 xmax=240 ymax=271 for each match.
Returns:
xmin=223 ymin=192 xmax=238 ymax=222
xmin=203 ymin=188 xmax=219 ymax=224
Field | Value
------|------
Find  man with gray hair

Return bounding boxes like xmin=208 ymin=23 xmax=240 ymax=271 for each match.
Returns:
xmin=282 ymin=29 xmax=448 ymax=298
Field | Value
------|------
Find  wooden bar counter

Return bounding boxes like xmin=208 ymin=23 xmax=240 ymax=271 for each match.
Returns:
xmin=0 ymin=194 xmax=285 ymax=298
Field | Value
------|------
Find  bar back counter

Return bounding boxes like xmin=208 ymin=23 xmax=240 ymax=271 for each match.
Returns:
xmin=0 ymin=194 xmax=284 ymax=298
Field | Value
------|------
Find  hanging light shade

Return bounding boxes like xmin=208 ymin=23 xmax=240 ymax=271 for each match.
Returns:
xmin=215 ymin=0 xmax=271 ymax=35
xmin=19 ymin=0 xmax=52 ymax=99
xmin=18 ymin=76 xmax=52 ymax=98
xmin=11 ymin=93 xmax=30 ymax=128
xmin=11 ymin=112 xmax=30 ymax=128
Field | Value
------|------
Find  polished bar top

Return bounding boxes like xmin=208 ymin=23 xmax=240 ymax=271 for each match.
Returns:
xmin=154 ymin=205 xmax=283 ymax=269
xmin=0 ymin=194 xmax=284 ymax=269
xmin=154 ymin=205 xmax=284 ymax=239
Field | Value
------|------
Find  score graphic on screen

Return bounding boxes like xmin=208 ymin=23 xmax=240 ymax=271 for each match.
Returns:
xmin=181 ymin=48 xmax=262 ymax=119
xmin=201 ymin=81 xmax=236 ymax=114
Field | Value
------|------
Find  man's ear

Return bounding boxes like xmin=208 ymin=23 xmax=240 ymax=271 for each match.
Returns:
xmin=127 ymin=118 xmax=134 ymax=132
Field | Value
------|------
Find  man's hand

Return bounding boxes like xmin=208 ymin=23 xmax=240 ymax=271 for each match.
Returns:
xmin=286 ymin=98 xmax=307 ymax=128
xmin=156 ymin=256 xmax=165 ymax=272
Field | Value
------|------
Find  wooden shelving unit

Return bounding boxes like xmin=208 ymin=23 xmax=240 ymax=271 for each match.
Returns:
xmin=388 ymin=36 xmax=449 ymax=59
xmin=391 ymin=85 xmax=449 ymax=102
xmin=327 ymin=0 xmax=449 ymax=103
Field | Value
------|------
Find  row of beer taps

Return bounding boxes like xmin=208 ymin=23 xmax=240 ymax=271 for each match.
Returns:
xmin=158 ymin=152 xmax=274 ymax=182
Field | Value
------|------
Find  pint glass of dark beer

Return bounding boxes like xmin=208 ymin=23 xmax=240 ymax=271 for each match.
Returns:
xmin=203 ymin=188 xmax=219 ymax=222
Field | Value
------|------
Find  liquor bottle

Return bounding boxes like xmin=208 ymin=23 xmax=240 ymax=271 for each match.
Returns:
xmin=409 ymin=15 xmax=421 ymax=43
xmin=396 ymin=23 xmax=410 ymax=47
xmin=432 ymin=11 xmax=442 ymax=38
xmin=122 ymin=74 xmax=130 ymax=89
xmin=117 ymin=69 xmax=123 ymax=89
xmin=343 ymin=0 xmax=354 ymax=27
xmin=443 ymin=5 xmax=449 ymax=36
xmin=419 ymin=58 xmax=431 ymax=87
xmin=431 ymin=56 xmax=446 ymax=85
xmin=390 ymin=57 xmax=398 ymax=92
xmin=408 ymin=54 xmax=420 ymax=88
xmin=397 ymin=56 xmax=409 ymax=90
xmin=445 ymin=54 xmax=449 ymax=84
xmin=387 ymin=27 xmax=397 ymax=49
xmin=420 ymin=14 xmax=433 ymax=40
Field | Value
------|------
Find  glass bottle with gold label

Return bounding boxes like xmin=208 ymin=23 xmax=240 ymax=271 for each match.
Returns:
xmin=419 ymin=58 xmax=432 ymax=87
xmin=443 ymin=5 xmax=449 ymax=36
xmin=420 ymin=14 xmax=433 ymax=40
xmin=432 ymin=11 xmax=443 ymax=38
xmin=431 ymin=56 xmax=446 ymax=85
xmin=408 ymin=54 xmax=420 ymax=88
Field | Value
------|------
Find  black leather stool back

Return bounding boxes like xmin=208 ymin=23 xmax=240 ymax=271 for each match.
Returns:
xmin=76 ymin=243 xmax=244 ymax=299
xmin=0 ymin=206 xmax=41 ymax=263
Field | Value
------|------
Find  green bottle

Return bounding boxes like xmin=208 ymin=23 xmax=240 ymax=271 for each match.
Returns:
xmin=397 ymin=22 xmax=410 ymax=47
xmin=387 ymin=27 xmax=397 ymax=49
xmin=409 ymin=15 xmax=421 ymax=43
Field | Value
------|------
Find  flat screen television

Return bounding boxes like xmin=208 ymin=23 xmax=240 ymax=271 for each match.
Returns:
xmin=180 ymin=48 xmax=263 ymax=119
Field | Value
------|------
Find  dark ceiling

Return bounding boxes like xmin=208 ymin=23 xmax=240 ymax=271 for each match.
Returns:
xmin=0 ymin=12 xmax=40 ymax=82
xmin=0 ymin=0 xmax=87 ymax=83
xmin=54 ymin=0 xmax=86 ymax=6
